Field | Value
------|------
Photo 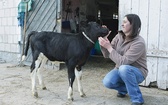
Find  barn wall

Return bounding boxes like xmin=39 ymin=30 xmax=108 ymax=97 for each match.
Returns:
xmin=0 ymin=0 xmax=21 ymax=62
xmin=119 ymin=0 xmax=168 ymax=89
xmin=0 ymin=0 xmax=62 ymax=62
xmin=1 ymin=0 xmax=168 ymax=89
xmin=23 ymin=0 xmax=61 ymax=62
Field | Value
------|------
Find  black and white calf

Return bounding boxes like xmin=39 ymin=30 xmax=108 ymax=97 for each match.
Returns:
xmin=22 ymin=22 xmax=109 ymax=101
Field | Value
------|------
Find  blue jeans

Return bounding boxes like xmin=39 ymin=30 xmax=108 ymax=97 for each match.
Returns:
xmin=103 ymin=65 xmax=145 ymax=103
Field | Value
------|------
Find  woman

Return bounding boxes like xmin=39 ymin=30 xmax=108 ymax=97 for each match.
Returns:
xmin=98 ymin=14 xmax=148 ymax=105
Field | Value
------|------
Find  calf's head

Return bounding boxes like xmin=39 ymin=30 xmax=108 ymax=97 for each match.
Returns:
xmin=81 ymin=21 xmax=109 ymax=40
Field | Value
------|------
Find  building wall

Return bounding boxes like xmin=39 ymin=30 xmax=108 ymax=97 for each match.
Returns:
xmin=119 ymin=0 xmax=168 ymax=89
xmin=0 ymin=0 xmax=21 ymax=62
xmin=1 ymin=0 xmax=168 ymax=89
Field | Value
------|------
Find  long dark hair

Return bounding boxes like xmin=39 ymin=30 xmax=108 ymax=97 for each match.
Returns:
xmin=119 ymin=14 xmax=141 ymax=39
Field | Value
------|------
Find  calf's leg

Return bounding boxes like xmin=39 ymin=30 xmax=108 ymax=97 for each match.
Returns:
xmin=31 ymin=60 xmax=41 ymax=98
xmin=75 ymin=68 xmax=86 ymax=97
xmin=31 ymin=53 xmax=43 ymax=98
xmin=37 ymin=57 xmax=47 ymax=90
xmin=67 ymin=64 xmax=76 ymax=101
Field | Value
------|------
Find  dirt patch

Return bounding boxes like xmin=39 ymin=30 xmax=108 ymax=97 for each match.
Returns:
xmin=0 ymin=57 xmax=168 ymax=105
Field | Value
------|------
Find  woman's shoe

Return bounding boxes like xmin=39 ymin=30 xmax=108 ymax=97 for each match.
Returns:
xmin=117 ymin=93 xmax=126 ymax=98
xmin=131 ymin=102 xmax=143 ymax=105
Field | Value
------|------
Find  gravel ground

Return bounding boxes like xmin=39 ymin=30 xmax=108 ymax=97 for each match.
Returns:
xmin=0 ymin=56 xmax=168 ymax=105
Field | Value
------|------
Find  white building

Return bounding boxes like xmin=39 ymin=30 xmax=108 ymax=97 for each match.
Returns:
xmin=0 ymin=0 xmax=168 ymax=89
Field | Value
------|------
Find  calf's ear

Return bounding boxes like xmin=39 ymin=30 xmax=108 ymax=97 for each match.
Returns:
xmin=79 ymin=21 xmax=89 ymax=32
xmin=80 ymin=21 xmax=88 ymax=28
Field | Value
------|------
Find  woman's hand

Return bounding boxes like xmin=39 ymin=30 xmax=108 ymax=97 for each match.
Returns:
xmin=103 ymin=30 xmax=111 ymax=39
xmin=98 ymin=31 xmax=113 ymax=53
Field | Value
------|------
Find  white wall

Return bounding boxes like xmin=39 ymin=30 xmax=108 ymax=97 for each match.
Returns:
xmin=0 ymin=0 xmax=21 ymax=62
xmin=1 ymin=0 xmax=168 ymax=89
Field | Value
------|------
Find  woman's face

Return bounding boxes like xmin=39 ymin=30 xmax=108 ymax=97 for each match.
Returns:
xmin=122 ymin=17 xmax=132 ymax=36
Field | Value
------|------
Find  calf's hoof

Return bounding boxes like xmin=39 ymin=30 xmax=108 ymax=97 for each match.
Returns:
xmin=42 ymin=87 xmax=47 ymax=90
xmin=68 ymin=97 xmax=74 ymax=101
xmin=80 ymin=93 xmax=86 ymax=97
xmin=33 ymin=92 xmax=38 ymax=98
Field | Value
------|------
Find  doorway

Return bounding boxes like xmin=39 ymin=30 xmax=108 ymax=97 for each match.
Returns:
xmin=61 ymin=0 xmax=119 ymax=55
xmin=96 ymin=0 xmax=119 ymax=42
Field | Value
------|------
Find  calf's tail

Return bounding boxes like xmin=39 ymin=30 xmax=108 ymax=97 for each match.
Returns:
xmin=22 ymin=31 xmax=37 ymax=61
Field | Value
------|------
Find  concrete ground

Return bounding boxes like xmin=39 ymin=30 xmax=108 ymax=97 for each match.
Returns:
xmin=0 ymin=57 xmax=168 ymax=105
